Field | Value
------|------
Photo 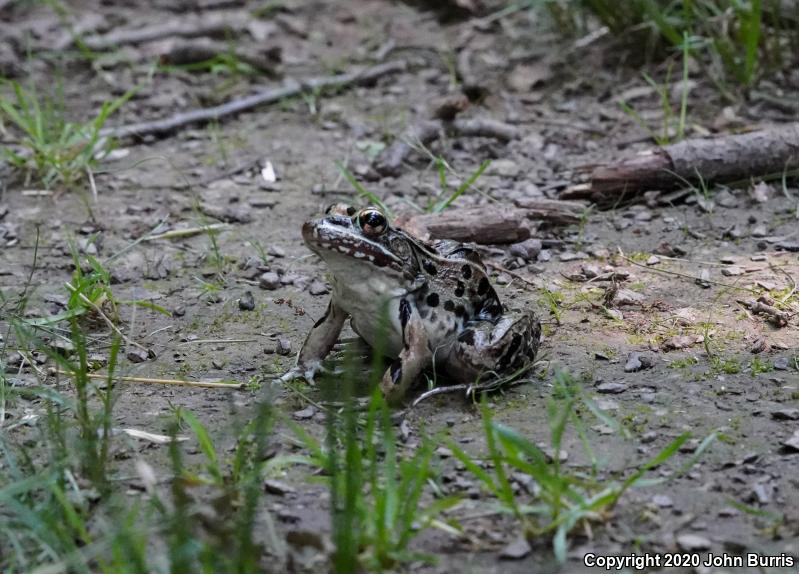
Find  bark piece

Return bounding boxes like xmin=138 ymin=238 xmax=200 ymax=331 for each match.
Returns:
xmin=565 ymin=124 xmax=799 ymax=204
xmin=395 ymin=200 xmax=585 ymax=244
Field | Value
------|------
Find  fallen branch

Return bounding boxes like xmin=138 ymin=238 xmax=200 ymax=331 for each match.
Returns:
xmin=739 ymin=297 xmax=792 ymax=327
xmin=100 ymin=59 xmax=408 ymax=140
xmin=142 ymin=223 xmax=230 ymax=241
xmin=563 ymin=123 xmax=799 ymax=204
xmin=395 ymin=200 xmax=584 ymax=244
xmin=80 ymin=12 xmax=249 ymax=50
xmin=54 ymin=369 xmax=244 ymax=389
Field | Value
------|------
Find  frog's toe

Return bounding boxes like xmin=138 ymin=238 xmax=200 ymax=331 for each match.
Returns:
xmin=279 ymin=361 xmax=324 ymax=383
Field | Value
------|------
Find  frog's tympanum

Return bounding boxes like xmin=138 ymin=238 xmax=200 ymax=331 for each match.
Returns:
xmin=289 ymin=204 xmax=541 ymax=403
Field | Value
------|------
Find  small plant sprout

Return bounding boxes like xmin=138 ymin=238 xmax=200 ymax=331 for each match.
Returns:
xmin=0 ymin=80 xmax=134 ymax=190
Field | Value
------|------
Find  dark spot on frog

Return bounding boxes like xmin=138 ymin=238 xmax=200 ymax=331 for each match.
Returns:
xmin=461 ymin=265 xmax=472 ymax=279
xmin=346 ymin=206 xmax=356 ymax=216
xmin=430 ymin=311 xmax=437 ymax=322
xmin=455 ymin=281 xmax=465 ymax=297
xmin=423 ymin=260 xmax=437 ymax=275
xmin=458 ymin=329 xmax=475 ymax=345
xmin=454 ymin=304 xmax=465 ymax=317
xmin=444 ymin=300 xmax=455 ymax=312
xmin=399 ymin=299 xmax=411 ymax=328
xmin=477 ymin=277 xmax=490 ymax=295
xmin=426 ymin=293 xmax=439 ymax=307
xmin=390 ymin=361 xmax=402 ymax=384
xmin=498 ymin=333 xmax=523 ymax=371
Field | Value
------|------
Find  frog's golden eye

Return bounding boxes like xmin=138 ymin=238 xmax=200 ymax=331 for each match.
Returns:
xmin=357 ymin=208 xmax=387 ymax=237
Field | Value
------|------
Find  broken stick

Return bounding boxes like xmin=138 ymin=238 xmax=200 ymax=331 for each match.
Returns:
xmin=100 ymin=60 xmax=407 ymax=140
xmin=395 ymin=200 xmax=584 ymax=244
xmin=563 ymin=123 xmax=799 ymax=204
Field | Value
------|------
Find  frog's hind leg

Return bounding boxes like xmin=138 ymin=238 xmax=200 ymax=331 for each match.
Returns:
xmin=381 ymin=299 xmax=432 ymax=404
xmin=286 ymin=300 xmax=348 ymax=381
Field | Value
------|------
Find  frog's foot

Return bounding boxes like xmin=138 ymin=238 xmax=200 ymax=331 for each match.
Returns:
xmin=278 ymin=360 xmax=326 ymax=384
xmin=380 ymin=299 xmax=432 ymax=404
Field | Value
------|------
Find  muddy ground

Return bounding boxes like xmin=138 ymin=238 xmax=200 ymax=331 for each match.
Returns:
xmin=2 ymin=0 xmax=799 ymax=572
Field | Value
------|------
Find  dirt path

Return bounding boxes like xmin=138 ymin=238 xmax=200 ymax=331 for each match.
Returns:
xmin=1 ymin=1 xmax=798 ymax=572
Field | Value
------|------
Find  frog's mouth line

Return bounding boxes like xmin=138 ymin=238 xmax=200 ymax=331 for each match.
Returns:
xmin=302 ymin=219 xmax=403 ymax=270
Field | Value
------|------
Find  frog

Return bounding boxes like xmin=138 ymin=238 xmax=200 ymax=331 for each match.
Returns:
xmin=287 ymin=203 xmax=541 ymax=403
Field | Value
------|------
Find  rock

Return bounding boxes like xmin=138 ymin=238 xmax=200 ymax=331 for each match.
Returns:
xmin=694 ymin=269 xmax=710 ymax=289
xmin=676 ymin=533 xmax=711 ymax=552
xmin=489 ymin=158 xmax=520 ymax=178
xmin=714 ymin=188 xmax=739 ymax=208
xmin=782 ymin=430 xmax=799 ymax=452
xmin=238 ymin=291 xmax=255 ymax=311
xmin=624 ymin=353 xmax=642 ymax=372
xmin=308 ymin=279 xmax=329 ymax=296
xmin=624 ymin=352 xmax=653 ymax=372
xmin=507 ymin=62 xmax=552 ymax=92
xmin=267 ymin=245 xmax=286 ymax=258
xmin=259 ymin=272 xmax=281 ymax=290
xmin=509 ymin=238 xmax=542 ymax=261
xmin=48 ymin=339 xmax=75 ymax=355
xmin=772 ymin=409 xmax=799 ymax=421
xmin=264 ymin=479 xmax=296 ymax=495
xmin=614 ymin=289 xmax=645 ymax=306
xmin=721 ymin=265 xmax=744 ymax=277
xmin=293 ymin=406 xmax=315 ymax=420
xmin=559 ymin=251 xmax=588 ymax=262
xmin=499 ymin=537 xmax=532 ymax=560
xmin=654 ymin=242 xmax=687 ymax=257
xmin=749 ymin=483 xmax=771 ymax=505
xmin=596 ymin=381 xmax=628 ymax=394
xmin=646 ymin=255 xmax=660 ymax=266
xmin=749 ymin=181 xmax=772 ymax=203
xmin=662 ymin=334 xmax=703 ymax=351
xmin=276 ymin=337 xmax=292 ymax=356
xmin=751 ymin=224 xmax=768 ymax=238
xmin=127 ymin=348 xmax=150 ymax=363
xmin=537 ymin=249 xmax=551 ymax=263
xmin=580 ymin=263 xmax=600 ymax=279
xmin=652 ymin=494 xmax=673 ymax=508
xmin=773 ymin=357 xmax=790 ymax=371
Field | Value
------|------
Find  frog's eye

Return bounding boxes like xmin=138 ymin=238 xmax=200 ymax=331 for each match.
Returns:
xmin=357 ymin=208 xmax=388 ymax=237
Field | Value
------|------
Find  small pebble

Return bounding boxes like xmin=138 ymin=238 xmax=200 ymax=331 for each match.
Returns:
xmin=238 ymin=291 xmax=255 ymax=311
xmin=308 ymin=279 xmax=329 ymax=296
xmin=276 ymin=337 xmax=292 ymax=356
xmin=596 ymin=381 xmax=628 ymax=394
xmin=259 ymin=272 xmax=281 ymax=290
xmin=676 ymin=533 xmax=711 ymax=552
xmin=721 ymin=265 xmax=743 ymax=277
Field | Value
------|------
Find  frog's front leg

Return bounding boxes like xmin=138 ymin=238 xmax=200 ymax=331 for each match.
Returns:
xmin=381 ymin=299 xmax=432 ymax=404
xmin=283 ymin=300 xmax=348 ymax=382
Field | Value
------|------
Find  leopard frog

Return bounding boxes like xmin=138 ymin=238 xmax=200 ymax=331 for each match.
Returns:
xmin=291 ymin=204 xmax=541 ymax=402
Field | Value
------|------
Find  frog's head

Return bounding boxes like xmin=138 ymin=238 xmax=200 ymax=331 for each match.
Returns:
xmin=302 ymin=204 xmax=421 ymax=279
